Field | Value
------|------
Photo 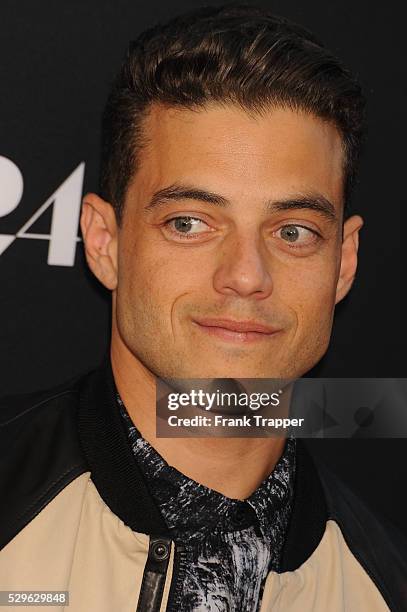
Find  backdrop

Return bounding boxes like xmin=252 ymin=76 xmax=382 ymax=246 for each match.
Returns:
xmin=1 ymin=1 xmax=406 ymax=533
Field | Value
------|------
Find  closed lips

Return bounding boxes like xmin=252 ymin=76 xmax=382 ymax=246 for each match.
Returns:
xmin=193 ymin=319 xmax=278 ymax=334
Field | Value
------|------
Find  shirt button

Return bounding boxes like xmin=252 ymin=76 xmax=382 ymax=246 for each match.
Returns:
xmin=234 ymin=509 xmax=247 ymax=524
xmin=232 ymin=503 xmax=254 ymax=527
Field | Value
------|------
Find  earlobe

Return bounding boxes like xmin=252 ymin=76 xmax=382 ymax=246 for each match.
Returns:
xmin=80 ymin=193 xmax=118 ymax=290
xmin=335 ymin=215 xmax=364 ymax=304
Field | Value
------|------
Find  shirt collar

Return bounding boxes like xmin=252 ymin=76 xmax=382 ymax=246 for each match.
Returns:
xmin=117 ymin=393 xmax=296 ymax=544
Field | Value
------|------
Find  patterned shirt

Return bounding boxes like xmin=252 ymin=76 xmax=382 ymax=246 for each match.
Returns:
xmin=117 ymin=395 xmax=296 ymax=612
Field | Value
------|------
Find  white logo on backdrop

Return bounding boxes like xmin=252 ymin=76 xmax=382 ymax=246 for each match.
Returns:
xmin=0 ymin=155 xmax=84 ymax=267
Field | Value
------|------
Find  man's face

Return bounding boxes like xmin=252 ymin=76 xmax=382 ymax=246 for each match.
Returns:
xmin=87 ymin=103 xmax=362 ymax=379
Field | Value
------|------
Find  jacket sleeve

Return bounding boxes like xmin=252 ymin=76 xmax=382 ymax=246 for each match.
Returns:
xmin=0 ymin=387 xmax=87 ymax=550
xmin=317 ymin=463 xmax=407 ymax=612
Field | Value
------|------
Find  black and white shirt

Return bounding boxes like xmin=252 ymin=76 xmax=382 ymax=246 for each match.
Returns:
xmin=118 ymin=395 xmax=296 ymax=612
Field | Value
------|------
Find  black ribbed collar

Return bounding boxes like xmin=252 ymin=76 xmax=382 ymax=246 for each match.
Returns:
xmin=77 ymin=358 xmax=328 ymax=569
xmin=78 ymin=358 xmax=169 ymax=536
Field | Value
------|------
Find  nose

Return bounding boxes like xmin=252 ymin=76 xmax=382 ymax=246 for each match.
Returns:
xmin=212 ymin=232 xmax=273 ymax=299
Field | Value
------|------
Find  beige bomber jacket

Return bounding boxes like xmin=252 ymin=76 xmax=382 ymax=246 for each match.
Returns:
xmin=1 ymin=361 xmax=406 ymax=611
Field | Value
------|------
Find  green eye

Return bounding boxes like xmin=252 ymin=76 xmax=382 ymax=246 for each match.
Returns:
xmin=278 ymin=224 xmax=318 ymax=246
xmin=280 ymin=225 xmax=300 ymax=242
xmin=167 ymin=216 xmax=209 ymax=235
xmin=174 ymin=217 xmax=194 ymax=233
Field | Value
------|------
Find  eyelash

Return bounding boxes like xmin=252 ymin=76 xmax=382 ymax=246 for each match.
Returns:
xmin=162 ymin=215 xmax=322 ymax=245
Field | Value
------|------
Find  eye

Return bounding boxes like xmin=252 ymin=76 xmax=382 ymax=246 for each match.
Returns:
xmin=276 ymin=224 xmax=319 ymax=246
xmin=164 ymin=216 xmax=211 ymax=238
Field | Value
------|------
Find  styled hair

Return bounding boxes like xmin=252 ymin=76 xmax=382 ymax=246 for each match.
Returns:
xmin=100 ymin=3 xmax=366 ymax=222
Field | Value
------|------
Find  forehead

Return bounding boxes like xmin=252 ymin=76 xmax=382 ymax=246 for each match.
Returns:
xmin=129 ymin=102 xmax=345 ymax=210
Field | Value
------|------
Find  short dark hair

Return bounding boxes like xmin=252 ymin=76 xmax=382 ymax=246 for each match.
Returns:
xmin=100 ymin=3 xmax=365 ymax=223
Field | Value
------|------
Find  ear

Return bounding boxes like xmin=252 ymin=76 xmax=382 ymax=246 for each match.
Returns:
xmin=335 ymin=214 xmax=364 ymax=304
xmin=80 ymin=193 xmax=118 ymax=290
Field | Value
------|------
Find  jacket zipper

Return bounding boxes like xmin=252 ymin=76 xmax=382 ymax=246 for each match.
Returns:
xmin=165 ymin=543 xmax=187 ymax=612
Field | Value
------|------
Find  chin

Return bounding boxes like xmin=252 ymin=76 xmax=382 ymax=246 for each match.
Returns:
xmin=183 ymin=365 xmax=278 ymax=379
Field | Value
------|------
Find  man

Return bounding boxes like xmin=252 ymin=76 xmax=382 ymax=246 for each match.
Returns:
xmin=1 ymin=4 xmax=406 ymax=611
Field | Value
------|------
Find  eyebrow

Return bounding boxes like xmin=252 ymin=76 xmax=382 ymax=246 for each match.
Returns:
xmin=144 ymin=182 xmax=337 ymax=221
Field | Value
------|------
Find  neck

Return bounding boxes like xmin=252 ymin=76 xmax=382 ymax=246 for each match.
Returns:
xmin=111 ymin=336 xmax=288 ymax=500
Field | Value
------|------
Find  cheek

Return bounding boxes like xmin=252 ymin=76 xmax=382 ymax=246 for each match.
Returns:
xmin=118 ymin=236 xmax=204 ymax=318
xmin=276 ymin=257 xmax=339 ymax=330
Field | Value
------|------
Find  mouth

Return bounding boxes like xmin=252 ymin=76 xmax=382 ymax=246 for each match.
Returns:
xmin=192 ymin=317 xmax=281 ymax=343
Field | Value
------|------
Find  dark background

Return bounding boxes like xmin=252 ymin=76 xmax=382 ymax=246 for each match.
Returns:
xmin=1 ymin=1 xmax=406 ymax=533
